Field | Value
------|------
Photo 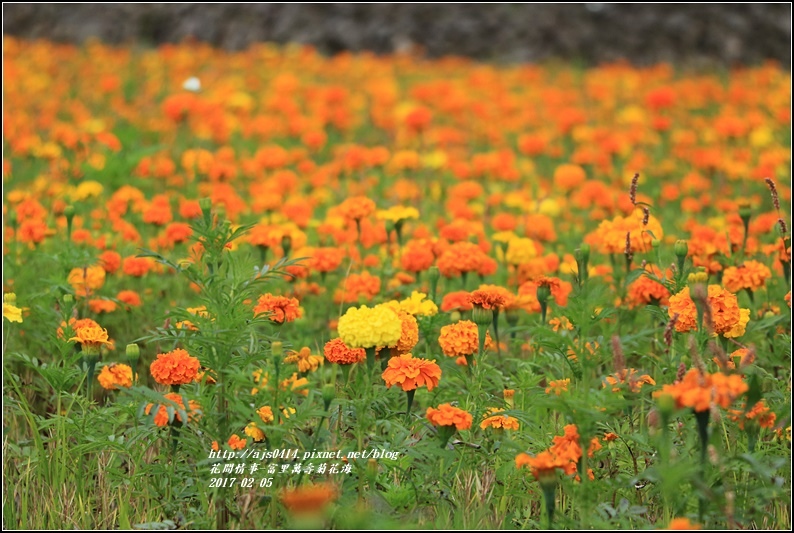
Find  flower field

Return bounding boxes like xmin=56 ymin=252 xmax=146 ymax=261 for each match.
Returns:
xmin=2 ymin=37 xmax=791 ymax=530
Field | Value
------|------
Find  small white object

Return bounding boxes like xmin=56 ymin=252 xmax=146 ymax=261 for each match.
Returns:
xmin=182 ymin=77 xmax=201 ymax=92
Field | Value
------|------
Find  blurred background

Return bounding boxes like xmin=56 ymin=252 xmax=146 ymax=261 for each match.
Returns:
xmin=3 ymin=3 xmax=791 ymax=65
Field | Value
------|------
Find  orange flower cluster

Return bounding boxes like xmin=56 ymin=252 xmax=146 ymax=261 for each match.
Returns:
xmin=728 ymin=400 xmax=777 ymax=430
xmin=438 ymin=320 xmax=493 ymax=358
xmin=334 ymin=271 xmax=381 ymax=303
xmin=279 ymin=483 xmax=338 ymax=515
xmin=150 ymin=348 xmax=201 ymax=386
xmin=381 ymin=353 xmax=441 ymax=392
xmin=97 ymin=363 xmax=134 ymax=390
xmin=603 ymin=369 xmax=656 ymax=393
xmin=626 ymin=268 xmax=670 ymax=308
xmin=338 ymin=196 xmax=375 ymax=221
xmin=480 ymin=408 xmax=519 ymax=430
xmin=516 ymin=424 xmax=600 ymax=480
xmin=437 ymin=242 xmax=493 ymax=279
xmin=144 ymin=392 xmax=201 ymax=427
xmin=253 ymin=293 xmax=303 ymax=323
xmin=426 ymin=403 xmax=473 ymax=430
xmin=654 ymin=368 xmax=748 ymax=412
xmin=283 ymin=347 xmax=323 ymax=373
xmin=468 ymin=286 xmax=509 ymax=310
xmin=67 ymin=265 xmax=106 ymax=298
xmin=68 ymin=322 xmax=112 ymax=351
xmin=441 ymin=291 xmax=473 ymax=312
xmin=667 ymin=285 xmax=750 ymax=338
xmin=722 ymin=260 xmax=772 ymax=293
xmin=323 ymin=338 xmax=366 ymax=365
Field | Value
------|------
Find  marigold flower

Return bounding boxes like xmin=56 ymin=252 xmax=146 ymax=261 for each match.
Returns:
xmin=284 ymin=347 xmax=324 ymax=373
xmin=553 ymin=164 xmax=587 ymax=192
xmin=68 ymin=323 xmax=112 ymax=351
xmin=722 ymin=260 xmax=772 ymax=293
xmin=228 ymin=434 xmax=247 ymax=450
xmin=244 ymin=422 xmax=266 ymax=442
xmin=438 ymin=320 xmax=493 ymax=358
xmin=382 ymin=353 xmax=441 ymax=392
xmin=144 ymin=392 xmax=201 ymax=427
xmin=257 ymin=406 xmax=275 ymax=424
xmin=603 ymin=369 xmax=656 ymax=393
xmin=515 ymin=450 xmax=568 ymax=481
xmin=665 ymin=517 xmax=701 ymax=530
xmin=3 ymin=293 xmax=23 ymax=323
xmin=728 ymin=400 xmax=776 ymax=430
xmin=667 ymin=285 xmax=750 ymax=338
xmin=117 ymin=290 xmax=142 ymax=308
xmin=67 ymin=265 xmax=106 ymax=298
xmin=97 ymin=363 xmax=134 ymax=389
xmin=337 ymin=304 xmax=402 ymax=349
xmin=377 ymin=205 xmax=420 ymax=223
xmin=253 ymin=293 xmax=303 ymax=323
xmin=98 ymin=250 xmax=122 ymax=274
xmin=122 ymin=256 xmax=154 ymax=277
xmin=441 ymin=291 xmax=473 ymax=312
xmin=426 ymin=403 xmax=473 ymax=430
xmin=393 ymin=291 xmax=438 ymax=317
xmin=545 ymin=379 xmax=570 ymax=395
xmin=505 ymin=237 xmax=538 ymax=265
xmin=338 ymin=196 xmax=376 ymax=221
xmin=654 ymin=368 xmax=748 ymax=412
xmin=469 ymin=286 xmax=509 ymax=310
xmin=626 ymin=270 xmax=670 ymax=308
xmin=323 ymin=338 xmax=366 ymax=365
xmin=279 ymin=483 xmax=338 ymax=515
xmin=312 ymin=247 xmax=345 ymax=273
xmin=480 ymin=408 xmax=520 ymax=430
xmin=89 ymin=298 xmax=117 ymax=314
xmin=150 ymin=348 xmax=200 ymax=386
xmin=437 ymin=241 xmax=489 ymax=278
xmin=280 ymin=373 xmax=310 ymax=396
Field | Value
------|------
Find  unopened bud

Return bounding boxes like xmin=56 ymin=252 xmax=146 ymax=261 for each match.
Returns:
xmin=125 ymin=343 xmax=140 ymax=359
xmin=322 ymin=383 xmax=335 ymax=411
xmin=472 ymin=305 xmax=493 ymax=327
xmin=674 ymin=240 xmax=688 ymax=259
xmin=271 ymin=341 xmax=283 ymax=357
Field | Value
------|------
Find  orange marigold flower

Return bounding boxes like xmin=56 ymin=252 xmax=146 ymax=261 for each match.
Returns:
xmin=323 ymin=338 xmax=366 ymax=365
xmin=228 ymin=434 xmax=247 ymax=450
xmin=545 ymin=378 xmax=570 ymax=395
xmin=626 ymin=269 xmax=670 ymax=308
xmin=257 ymin=405 xmax=275 ymax=424
xmin=117 ymin=290 xmax=142 ymax=308
xmin=312 ymin=247 xmax=345 ymax=273
xmin=441 ymin=291 xmax=473 ymax=312
xmin=390 ymin=310 xmax=419 ymax=355
xmin=437 ymin=241 xmax=488 ymax=278
xmin=338 ymin=196 xmax=376 ymax=221
xmin=667 ymin=285 xmax=750 ymax=338
xmin=150 ymin=348 xmax=200 ymax=386
xmin=122 ymin=256 xmax=154 ymax=277
xmin=164 ymin=222 xmax=193 ymax=244
xmin=438 ymin=320 xmax=493 ymax=358
xmin=515 ymin=450 xmax=568 ymax=481
xmin=89 ymin=298 xmax=117 ymax=314
xmin=68 ymin=323 xmax=112 ymax=350
xmin=382 ymin=353 xmax=441 ymax=392
xmin=98 ymin=250 xmax=122 ymax=274
xmin=722 ymin=260 xmax=772 ymax=293
xmin=553 ymin=164 xmax=587 ymax=192
xmin=279 ymin=483 xmax=338 ymax=516
xmin=728 ymin=400 xmax=777 ymax=430
xmin=97 ymin=363 xmax=134 ymax=390
xmin=280 ymin=373 xmax=310 ymax=396
xmin=67 ymin=265 xmax=106 ymax=298
xmin=603 ymin=432 xmax=619 ymax=442
xmin=253 ymin=293 xmax=303 ymax=323
xmin=665 ymin=517 xmax=702 ymax=530
xmin=603 ymin=369 xmax=656 ymax=393
xmin=469 ymin=286 xmax=509 ymax=310
xmin=480 ymin=408 xmax=520 ymax=431
xmin=401 ymin=239 xmax=436 ymax=273
xmin=144 ymin=392 xmax=201 ymax=427
xmin=426 ymin=403 xmax=473 ymax=431
xmin=653 ymin=368 xmax=748 ymax=412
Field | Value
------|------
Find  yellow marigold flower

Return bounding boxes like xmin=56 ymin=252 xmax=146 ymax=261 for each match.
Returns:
xmin=337 ymin=304 xmax=402 ymax=349
xmin=394 ymin=291 xmax=438 ymax=317
xmin=284 ymin=347 xmax=324 ymax=373
xmin=252 ymin=369 xmax=269 ymax=395
xmin=244 ymin=422 xmax=266 ymax=442
xmin=426 ymin=403 xmax=473 ymax=430
xmin=67 ymin=265 xmax=106 ymax=298
xmin=97 ymin=363 xmax=134 ymax=390
xmin=505 ymin=237 xmax=538 ymax=265
xmin=722 ymin=260 xmax=772 ymax=293
xmin=3 ymin=293 xmax=23 ymax=323
xmin=257 ymin=405 xmax=274 ymax=424
xmin=280 ymin=373 xmax=310 ymax=396
xmin=480 ymin=408 xmax=520 ymax=430
xmin=150 ymin=348 xmax=200 ymax=386
xmin=376 ymin=205 xmax=420 ymax=223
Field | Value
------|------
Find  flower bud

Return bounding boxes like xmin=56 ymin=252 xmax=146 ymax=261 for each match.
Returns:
xmin=64 ymin=205 xmax=75 ymax=221
xmin=674 ymin=240 xmax=688 ymax=259
xmin=281 ymin=234 xmax=292 ymax=257
xmin=656 ymin=392 xmax=675 ymax=419
xmin=199 ymin=197 xmax=212 ymax=215
xmin=471 ymin=305 xmax=493 ymax=327
xmin=428 ymin=266 xmax=440 ymax=302
xmin=322 ymin=383 xmax=335 ymax=411
xmin=536 ymin=284 xmax=551 ymax=305
xmin=271 ymin=341 xmax=283 ymax=357
xmin=505 ymin=308 xmax=520 ymax=327
xmin=125 ymin=343 xmax=140 ymax=359
xmin=651 ymin=238 xmax=661 ymax=249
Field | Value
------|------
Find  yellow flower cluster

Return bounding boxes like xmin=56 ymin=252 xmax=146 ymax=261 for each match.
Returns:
xmin=390 ymin=291 xmax=438 ymax=317
xmin=337 ymin=304 xmax=402 ymax=349
xmin=376 ymin=205 xmax=420 ymax=223
xmin=3 ymin=293 xmax=23 ymax=323
xmin=505 ymin=237 xmax=538 ymax=265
